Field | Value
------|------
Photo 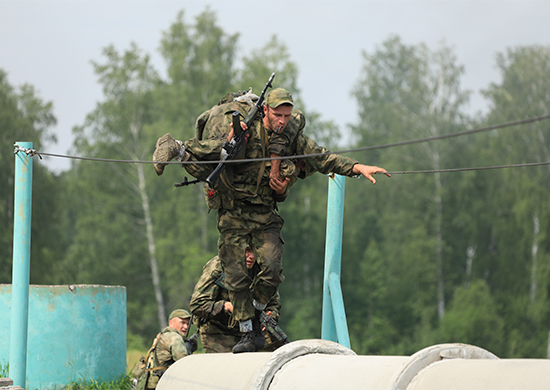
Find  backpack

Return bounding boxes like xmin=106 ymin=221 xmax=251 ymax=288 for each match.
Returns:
xmin=182 ymin=91 xmax=256 ymax=184
xmin=133 ymin=333 xmax=162 ymax=390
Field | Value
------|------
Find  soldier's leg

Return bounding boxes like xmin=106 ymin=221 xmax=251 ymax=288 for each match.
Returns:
xmin=218 ymin=206 xmax=285 ymax=353
xmin=250 ymin=214 xmax=285 ymax=307
xmin=152 ymin=133 xmax=189 ymax=176
xmin=217 ymin=233 xmax=258 ymax=353
xmin=200 ymin=332 xmax=240 ymax=353
xmin=217 ymin=206 xmax=260 ymax=321
xmin=217 ymin=232 xmax=255 ymax=323
xmin=246 ymin=213 xmax=285 ymax=352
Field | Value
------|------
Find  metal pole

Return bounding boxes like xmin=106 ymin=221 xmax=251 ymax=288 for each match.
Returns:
xmin=10 ymin=142 xmax=33 ymax=389
xmin=321 ymin=174 xmax=350 ymax=348
xmin=328 ymin=273 xmax=351 ymax=347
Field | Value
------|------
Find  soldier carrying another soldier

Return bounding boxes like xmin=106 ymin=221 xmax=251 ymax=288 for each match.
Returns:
xmin=153 ymin=82 xmax=390 ymax=353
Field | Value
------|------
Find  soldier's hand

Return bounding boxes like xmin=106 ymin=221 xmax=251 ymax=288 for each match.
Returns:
xmin=352 ymin=164 xmax=391 ymax=184
xmin=224 ymin=301 xmax=233 ymax=313
xmin=228 ymin=121 xmax=250 ymax=143
xmin=262 ymin=311 xmax=273 ymax=331
xmin=269 ymin=175 xmax=290 ymax=195
xmin=185 ymin=335 xmax=198 ymax=355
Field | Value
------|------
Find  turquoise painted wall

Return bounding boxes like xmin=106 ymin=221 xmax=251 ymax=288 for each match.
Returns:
xmin=0 ymin=284 xmax=126 ymax=389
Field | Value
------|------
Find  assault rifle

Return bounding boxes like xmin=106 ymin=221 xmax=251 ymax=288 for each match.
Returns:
xmin=206 ymin=72 xmax=276 ymax=188
xmin=260 ymin=311 xmax=290 ymax=345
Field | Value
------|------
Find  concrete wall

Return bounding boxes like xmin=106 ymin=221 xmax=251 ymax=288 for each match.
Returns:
xmin=0 ymin=284 xmax=126 ymax=389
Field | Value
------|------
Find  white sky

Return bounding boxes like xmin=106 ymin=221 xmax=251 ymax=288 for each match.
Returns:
xmin=2 ymin=0 xmax=549 ymax=172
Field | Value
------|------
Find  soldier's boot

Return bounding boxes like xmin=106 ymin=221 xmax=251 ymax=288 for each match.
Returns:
xmin=253 ymin=310 xmax=265 ymax=351
xmin=152 ymin=133 xmax=188 ymax=176
xmin=232 ymin=331 xmax=256 ymax=354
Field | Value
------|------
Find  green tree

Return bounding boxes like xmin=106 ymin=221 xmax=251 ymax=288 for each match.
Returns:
xmin=0 ymin=69 xmax=62 ymax=284
xmin=481 ymin=45 xmax=550 ymax=357
xmin=439 ymin=280 xmax=504 ymax=354
xmin=345 ymin=36 xmax=472 ymax=353
xmin=54 ymin=43 xmax=166 ymax=339
xmin=237 ymin=35 xmax=300 ymax=99
xmin=157 ymin=8 xmax=239 ymax=137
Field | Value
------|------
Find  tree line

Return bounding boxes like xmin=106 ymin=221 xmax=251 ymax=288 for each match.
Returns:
xmin=2 ymin=8 xmax=550 ymax=359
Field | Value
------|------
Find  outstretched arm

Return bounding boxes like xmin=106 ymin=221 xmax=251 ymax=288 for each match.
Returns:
xmin=352 ymin=164 xmax=391 ymax=184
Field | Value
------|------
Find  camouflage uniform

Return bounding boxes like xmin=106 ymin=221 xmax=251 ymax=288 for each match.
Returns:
xmin=190 ymin=256 xmax=281 ymax=353
xmin=180 ymin=93 xmax=358 ymax=325
xmin=145 ymin=326 xmax=190 ymax=389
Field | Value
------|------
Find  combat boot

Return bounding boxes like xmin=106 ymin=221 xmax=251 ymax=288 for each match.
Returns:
xmin=152 ymin=133 xmax=188 ymax=176
xmin=253 ymin=311 xmax=265 ymax=351
xmin=232 ymin=331 xmax=256 ymax=353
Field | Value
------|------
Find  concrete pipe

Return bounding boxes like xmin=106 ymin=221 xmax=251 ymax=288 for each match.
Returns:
xmin=157 ymin=340 xmax=550 ymax=390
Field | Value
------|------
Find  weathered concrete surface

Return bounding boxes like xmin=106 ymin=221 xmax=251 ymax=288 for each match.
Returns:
xmin=0 ymin=284 xmax=126 ymax=389
xmin=157 ymin=340 xmax=550 ymax=390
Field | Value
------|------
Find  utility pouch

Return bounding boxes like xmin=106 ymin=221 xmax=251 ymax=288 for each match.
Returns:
xmin=204 ymin=183 xmax=221 ymax=210
xmin=135 ymin=370 xmax=149 ymax=390
xmin=132 ymin=355 xmax=146 ymax=380
xmin=204 ymin=183 xmax=235 ymax=210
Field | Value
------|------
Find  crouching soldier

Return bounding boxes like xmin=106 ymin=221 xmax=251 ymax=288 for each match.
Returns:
xmin=190 ymin=246 xmax=288 ymax=353
xmin=133 ymin=309 xmax=197 ymax=389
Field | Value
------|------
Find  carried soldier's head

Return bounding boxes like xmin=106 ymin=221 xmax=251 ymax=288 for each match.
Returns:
xmin=245 ymin=246 xmax=257 ymax=269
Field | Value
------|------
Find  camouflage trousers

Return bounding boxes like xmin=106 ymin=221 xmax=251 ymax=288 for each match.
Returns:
xmin=217 ymin=202 xmax=285 ymax=322
xmin=199 ymin=325 xmax=284 ymax=353
xmin=200 ymin=329 xmax=241 ymax=353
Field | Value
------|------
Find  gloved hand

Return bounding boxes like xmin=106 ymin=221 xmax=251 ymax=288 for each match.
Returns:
xmin=185 ymin=332 xmax=198 ymax=354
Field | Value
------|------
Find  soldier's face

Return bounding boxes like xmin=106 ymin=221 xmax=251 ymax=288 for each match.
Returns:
xmin=169 ymin=317 xmax=190 ymax=334
xmin=263 ymin=104 xmax=293 ymax=134
xmin=245 ymin=248 xmax=256 ymax=269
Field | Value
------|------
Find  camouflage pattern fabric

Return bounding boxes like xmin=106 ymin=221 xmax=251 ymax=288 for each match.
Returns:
xmin=182 ymin=98 xmax=255 ymax=182
xmin=199 ymin=324 xmax=241 ymax=353
xmin=190 ymin=256 xmax=282 ymax=352
xmin=182 ymin=98 xmax=358 ymax=324
xmin=217 ymin=204 xmax=284 ymax=322
xmin=145 ymin=327 xmax=189 ymax=388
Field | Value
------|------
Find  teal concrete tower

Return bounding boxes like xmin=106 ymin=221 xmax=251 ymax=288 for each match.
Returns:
xmin=0 ymin=284 xmax=126 ymax=389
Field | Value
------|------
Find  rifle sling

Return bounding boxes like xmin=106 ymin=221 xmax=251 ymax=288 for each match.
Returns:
xmin=222 ymin=125 xmax=268 ymax=197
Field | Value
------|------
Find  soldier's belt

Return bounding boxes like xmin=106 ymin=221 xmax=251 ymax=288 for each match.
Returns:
xmin=233 ymin=161 xmax=267 ymax=174
xmin=232 ymin=182 xmax=274 ymax=196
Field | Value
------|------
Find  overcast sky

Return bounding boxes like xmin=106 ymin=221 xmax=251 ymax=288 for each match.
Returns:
xmin=2 ymin=0 xmax=549 ymax=172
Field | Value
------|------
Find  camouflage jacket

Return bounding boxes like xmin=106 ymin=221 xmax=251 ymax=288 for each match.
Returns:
xmin=152 ymin=326 xmax=189 ymax=368
xmin=182 ymin=98 xmax=358 ymax=209
xmin=189 ymin=256 xmax=281 ymax=336
xmin=144 ymin=326 xmax=189 ymax=388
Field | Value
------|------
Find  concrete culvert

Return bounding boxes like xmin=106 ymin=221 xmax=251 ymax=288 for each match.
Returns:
xmin=156 ymin=340 xmax=550 ymax=390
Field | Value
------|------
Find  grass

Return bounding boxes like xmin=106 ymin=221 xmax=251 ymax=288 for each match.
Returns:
xmin=1 ymin=360 xmax=134 ymax=390
xmin=127 ymin=349 xmax=145 ymax=374
xmin=62 ymin=375 xmax=133 ymax=390
xmin=0 ymin=360 xmax=8 ymax=377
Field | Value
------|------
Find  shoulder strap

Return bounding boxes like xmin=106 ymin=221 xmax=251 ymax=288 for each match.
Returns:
xmin=222 ymin=124 xmax=268 ymax=197
xmin=144 ymin=332 xmax=163 ymax=372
